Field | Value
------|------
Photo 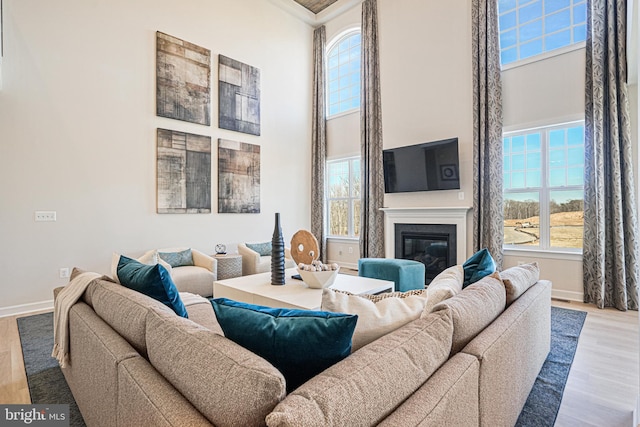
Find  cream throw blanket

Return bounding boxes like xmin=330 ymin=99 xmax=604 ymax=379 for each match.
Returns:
xmin=52 ymin=271 xmax=106 ymax=368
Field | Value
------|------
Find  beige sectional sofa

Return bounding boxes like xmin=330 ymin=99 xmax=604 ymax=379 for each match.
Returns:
xmin=57 ymin=271 xmax=551 ymax=427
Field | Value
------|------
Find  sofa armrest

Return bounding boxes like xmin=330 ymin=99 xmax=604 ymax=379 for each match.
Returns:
xmin=462 ymin=280 xmax=551 ymax=427
xmin=238 ymin=243 xmax=261 ymax=275
xmin=238 ymin=243 xmax=260 ymax=260
xmin=192 ymin=249 xmax=217 ymax=276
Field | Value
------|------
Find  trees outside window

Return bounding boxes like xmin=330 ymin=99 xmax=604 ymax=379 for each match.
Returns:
xmin=503 ymin=122 xmax=584 ymax=250
xmin=327 ymin=157 xmax=360 ymax=237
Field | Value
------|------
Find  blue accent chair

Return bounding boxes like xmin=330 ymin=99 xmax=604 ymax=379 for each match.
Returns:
xmin=357 ymin=258 xmax=425 ymax=292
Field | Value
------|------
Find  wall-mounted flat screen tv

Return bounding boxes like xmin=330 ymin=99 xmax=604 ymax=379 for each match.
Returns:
xmin=383 ymin=137 xmax=460 ymax=193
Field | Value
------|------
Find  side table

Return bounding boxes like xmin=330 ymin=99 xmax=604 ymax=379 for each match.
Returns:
xmin=214 ymin=254 xmax=243 ymax=280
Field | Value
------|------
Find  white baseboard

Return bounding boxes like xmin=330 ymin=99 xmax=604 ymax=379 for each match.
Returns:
xmin=551 ymin=289 xmax=583 ymax=302
xmin=0 ymin=300 xmax=54 ymax=318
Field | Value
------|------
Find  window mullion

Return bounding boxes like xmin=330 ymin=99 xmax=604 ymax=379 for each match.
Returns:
xmin=347 ymin=160 xmax=353 ymax=237
xmin=540 ymin=129 xmax=549 ymax=249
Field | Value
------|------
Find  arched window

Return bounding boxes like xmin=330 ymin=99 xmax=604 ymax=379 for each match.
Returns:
xmin=327 ymin=30 xmax=361 ymax=117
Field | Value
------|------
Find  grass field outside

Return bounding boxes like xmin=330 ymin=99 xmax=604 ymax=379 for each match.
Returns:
xmin=504 ymin=211 xmax=583 ymax=248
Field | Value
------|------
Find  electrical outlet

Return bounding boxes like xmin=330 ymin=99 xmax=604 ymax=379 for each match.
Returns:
xmin=458 ymin=191 xmax=464 ymax=200
xmin=339 ymin=250 xmax=343 ymax=255
xmin=35 ymin=211 xmax=56 ymax=222
xmin=348 ymin=247 xmax=354 ymax=254
xmin=59 ymin=267 xmax=70 ymax=279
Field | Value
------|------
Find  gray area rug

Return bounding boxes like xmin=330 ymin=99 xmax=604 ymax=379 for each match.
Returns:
xmin=17 ymin=306 xmax=586 ymax=427
xmin=17 ymin=312 xmax=85 ymax=427
xmin=516 ymin=306 xmax=587 ymax=427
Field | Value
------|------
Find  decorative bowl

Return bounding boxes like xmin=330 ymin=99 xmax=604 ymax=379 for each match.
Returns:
xmin=297 ymin=266 xmax=340 ymax=289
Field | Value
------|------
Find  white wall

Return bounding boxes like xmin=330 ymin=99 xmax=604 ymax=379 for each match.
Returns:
xmin=0 ymin=0 xmax=313 ymax=313
xmin=378 ymin=0 xmax=474 ymax=255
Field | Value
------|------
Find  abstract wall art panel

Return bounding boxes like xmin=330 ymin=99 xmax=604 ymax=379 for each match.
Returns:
xmin=218 ymin=139 xmax=260 ymax=213
xmin=157 ymin=129 xmax=211 ymax=214
xmin=156 ymin=32 xmax=211 ymax=125
xmin=218 ymin=55 xmax=261 ymax=136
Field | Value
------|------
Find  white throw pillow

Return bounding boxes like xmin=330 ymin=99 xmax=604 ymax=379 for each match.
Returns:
xmin=500 ymin=262 xmax=539 ymax=305
xmin=421 ymin=265 xmax=464 ymax=318
xmin=321 ymin=288 xmax=429 ymax=351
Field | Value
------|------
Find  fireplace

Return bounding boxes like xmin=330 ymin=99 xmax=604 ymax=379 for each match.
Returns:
xmin=382 ymin=206 xmax=471 ymax=286
xmin=395 ymin=224 xmax=457 ymax=285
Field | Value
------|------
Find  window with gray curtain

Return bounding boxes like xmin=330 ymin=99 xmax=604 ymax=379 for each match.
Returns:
xmin=472 ymin=0 xmax=504 ymax=268
xmin=583 ymin=0 xmax=639 ymax=310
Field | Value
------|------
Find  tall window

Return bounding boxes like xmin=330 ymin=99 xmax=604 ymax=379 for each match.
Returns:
xmin=327 ymin=157 xmax=361 ymax=237
xmin=503 ymin=122 xmax=584 ymax=250
xmin=498 ymin=0 xmax=587 ymax=65
xmin=327 ymin=31 xmax=361 ymax=117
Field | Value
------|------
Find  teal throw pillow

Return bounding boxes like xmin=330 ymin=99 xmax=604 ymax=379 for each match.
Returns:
xmin=158 ymin=249 xmax=194 ymax=268
xmin=245 ymin=242 xmax=272 ymax=257
xmin=462 ymin=248 xmax=497 ymax=288
xmin=210 ymin=298 xmax=357 ymax=392
xmin=117 ymin=255 xmax=188 ymax=318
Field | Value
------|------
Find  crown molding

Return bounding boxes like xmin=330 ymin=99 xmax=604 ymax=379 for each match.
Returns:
xmin=268 ymin=0 xmax=361 ymax=26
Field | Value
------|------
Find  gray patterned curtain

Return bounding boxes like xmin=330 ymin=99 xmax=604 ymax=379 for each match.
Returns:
xmin=311 ymin=26 xmax=327 ymax=262
xmin=360 ymin=0 xmax=385 ymax=259
xmin=583 ymin=0 xmax=639 ymax=310
xmin=472 ymin=0 xmax=503 ymax=269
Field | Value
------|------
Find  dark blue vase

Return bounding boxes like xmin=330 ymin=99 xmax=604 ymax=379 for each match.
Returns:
xmin=271 ymin=212 xmax=285 ymax=285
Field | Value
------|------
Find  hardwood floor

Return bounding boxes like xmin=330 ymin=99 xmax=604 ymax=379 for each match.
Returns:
xmin=0 ymin=312 xmax=38 ymax=404
xmin=553 ymin=300 xmax=639 ymax=427
xmin=0 ymin=302 xmax=638 ymax=426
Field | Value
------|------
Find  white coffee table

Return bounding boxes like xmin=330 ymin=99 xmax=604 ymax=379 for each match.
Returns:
xmin=213 ymin=268 xmax=395 ymax=310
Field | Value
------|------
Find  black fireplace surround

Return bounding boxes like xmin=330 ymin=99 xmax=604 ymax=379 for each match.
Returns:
xmin=394 ymin=223 xmax=457 ymax=285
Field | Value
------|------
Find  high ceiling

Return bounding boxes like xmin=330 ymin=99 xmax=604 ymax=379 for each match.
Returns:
xmin=292 ymin=0 xmax=339 ymax=14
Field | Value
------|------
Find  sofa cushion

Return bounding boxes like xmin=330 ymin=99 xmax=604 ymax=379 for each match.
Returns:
xmin=377 ymin=352 xmax=480 ymax=427
xmin=116 ymin=255 xmax=187 ymax=318
xmin=145 ymin=307 xmax=286 ymax=426
xmin=211 ymin=298 xmax=357 ymax=392
xmin=180 ymin=292 xmax=224 ymax=335
xmin=169 ymin=266 xmax=215 ymax=297
xmin=89 ymin=279 xmax=173 ymax=355
xmin=117 ymin=357 xmax=211 ymax=427
xmin=462 ymin=248 xmax=497 ymax=288
xmin=432 ymin=272 xmax=505 ymax=356
xmin=246 ymin=241 xmax=272 ymax=256
xmin=501 ymin=262 xmax=540 ymax=305
xmin=158 ymin=248 xmax=194 ymax=268
xmin=423 ymin=265 xmax=464 ymax=316
xmin=321 ymin=288 xmax=428 ymax=351
xmin=265 ymin=309 xmax=454 ymax=427
xmin=428 ymin=265 xmax=464 ymax=293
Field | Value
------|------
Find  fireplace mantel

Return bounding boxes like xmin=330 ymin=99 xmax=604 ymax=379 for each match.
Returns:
xmin=381 ymin=207 xmax=471 ymax=265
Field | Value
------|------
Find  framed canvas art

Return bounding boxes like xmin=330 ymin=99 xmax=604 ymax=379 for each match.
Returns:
xmin=218 ymin=55 xmax=260 ymax=136
xmin=218 ymin=139 xmax=260 ymax=213
xmin=157 ymin=129 xmax=211 ymax=214
xmin=156 ymin=32 xmax=211 ymax=125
